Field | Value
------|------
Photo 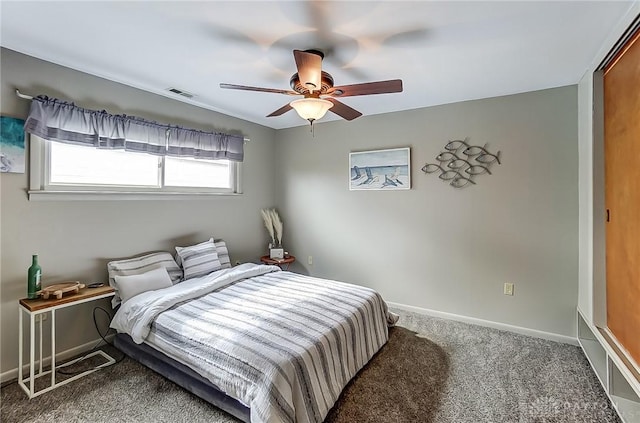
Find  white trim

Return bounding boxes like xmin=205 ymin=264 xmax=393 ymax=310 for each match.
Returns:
xmin=27 ymin=190 xmax=242 ymax=201
xmin=578 ymin=310 xmax=640 ymax=398
xmin=387 ymin=301 xmax=578 ymax=346
xmin=1 ymin=334 xmax=114 ymax=384
xmin=577 ymin=310 xmax=640 ymax=423
xmin=29 ymin=133 xmax=45 ymax=191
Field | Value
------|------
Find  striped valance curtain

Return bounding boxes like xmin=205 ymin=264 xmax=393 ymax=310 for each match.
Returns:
xmin=24 ymin=96 xmax=244 ymax=162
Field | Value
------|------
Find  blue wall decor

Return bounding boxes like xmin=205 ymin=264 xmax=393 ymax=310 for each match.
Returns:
xmin=0 ymin=116 xmax=26 ymax=173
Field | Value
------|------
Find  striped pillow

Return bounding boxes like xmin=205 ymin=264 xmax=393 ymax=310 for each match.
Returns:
xmin=175 ymin=239 xmax=232 ymax=269
xmin=175 ymin=238 xmax=223 ymax=280
xmin=107 ymin=252 xmax=182 ymax=308
xmin=214 ymin=239 xmax=231 ymax=269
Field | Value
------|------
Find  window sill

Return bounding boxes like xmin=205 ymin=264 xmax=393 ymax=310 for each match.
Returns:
xmin=27 ymin=190 xmax=242 ymax=201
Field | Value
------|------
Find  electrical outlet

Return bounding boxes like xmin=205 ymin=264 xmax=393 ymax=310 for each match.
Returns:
xmin=504 ymin=283 xmax=514 ymax=296
xmin=35 ymin=313 xmax=48 ymax=324
xmin=308 ymin=255 xmax=313 ymax=265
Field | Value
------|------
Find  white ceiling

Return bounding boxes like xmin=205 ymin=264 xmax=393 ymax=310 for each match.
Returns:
xmin=0 ymin=1 xmax=633 ymax=129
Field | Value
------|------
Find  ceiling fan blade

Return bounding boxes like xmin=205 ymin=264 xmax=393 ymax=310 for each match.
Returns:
xmin=267 ymin=104 xmax=293 ymax=117
xmin=328 ymin=79 xmax=403 ymax=97
xmin=293 ymin=50 xmax=323 ymax=92
xmin=220 ymin=83 xmax=297 ymax=96
xmin=327 ymin=98 xmax=362 ymax=121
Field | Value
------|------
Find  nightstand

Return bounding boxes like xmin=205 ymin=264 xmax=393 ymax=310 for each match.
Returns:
xmin=18 ymin=285 xmax=116 ymax=398
xmin=260 ymin=255 xmax=296 ymax=270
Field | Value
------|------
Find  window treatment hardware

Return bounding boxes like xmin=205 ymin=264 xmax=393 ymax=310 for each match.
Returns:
xmin=16 ymin=90 xmax=249 ymax=159
xmin=16 ymin=89 xmax=33 ymax=100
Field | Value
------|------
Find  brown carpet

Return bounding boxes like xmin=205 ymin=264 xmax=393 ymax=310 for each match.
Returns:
xmin=325 ymin=326 xmax=449 ymax=423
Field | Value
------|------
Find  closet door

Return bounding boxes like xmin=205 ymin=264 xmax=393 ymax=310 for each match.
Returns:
xmin=604 ymin=29 xmax=640 ymax=366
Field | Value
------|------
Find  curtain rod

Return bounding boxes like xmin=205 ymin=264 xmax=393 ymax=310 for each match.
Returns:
xmin=15 ymin=89 xmax=250 ymax=143
xmin=16 ymin=89 xmax=33 ymax=100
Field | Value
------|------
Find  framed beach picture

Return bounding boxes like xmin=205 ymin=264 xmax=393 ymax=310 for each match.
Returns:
xmin=0 ymin=116 xmax=26 ymax=173
xmin=349 ymin=147 xmax=410 ymax=190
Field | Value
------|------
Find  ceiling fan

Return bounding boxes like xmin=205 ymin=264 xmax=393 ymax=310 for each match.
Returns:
xmin=220 ymin=49 xmax=403 ymax=125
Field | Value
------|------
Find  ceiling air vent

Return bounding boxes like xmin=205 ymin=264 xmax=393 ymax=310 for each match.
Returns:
xmin=166 ymin=87 xmax=194 ymax=99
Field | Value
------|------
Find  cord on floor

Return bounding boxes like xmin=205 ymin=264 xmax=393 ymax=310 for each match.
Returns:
xmin=57 ymin=306 xmax=125 ymax=375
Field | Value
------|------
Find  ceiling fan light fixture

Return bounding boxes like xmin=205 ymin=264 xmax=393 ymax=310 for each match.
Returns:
xmin=289 ymin=98 xmax=333 ymax=123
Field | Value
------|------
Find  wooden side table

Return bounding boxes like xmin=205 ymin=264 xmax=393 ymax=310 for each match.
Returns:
xmin=18 ymin=285 xmax=116 ymax=398
xmin=260 ymin=255 xmax=296 ymax=270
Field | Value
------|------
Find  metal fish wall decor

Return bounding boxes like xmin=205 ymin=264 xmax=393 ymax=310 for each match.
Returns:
xmin=421 ymin=137 xmax=501 ymax=188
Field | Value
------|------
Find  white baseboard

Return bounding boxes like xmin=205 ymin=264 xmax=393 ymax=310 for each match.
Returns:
xmin=1 ymin=334 xmax=115 ymax=384
xmin=388 ymin=301 xmax=578 ymax=346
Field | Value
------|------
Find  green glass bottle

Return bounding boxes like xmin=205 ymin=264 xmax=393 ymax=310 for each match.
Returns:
xmin=27 ymin=255 xmax=42 ymax=299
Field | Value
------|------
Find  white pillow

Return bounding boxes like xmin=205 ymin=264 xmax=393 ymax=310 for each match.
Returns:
xmin=107 ymin=251 xmax=182 ymax=308
xmin=114 ymin=267 xmax=173 ymax=304
xmin=175 ymin=238 xmax=222 ymax=280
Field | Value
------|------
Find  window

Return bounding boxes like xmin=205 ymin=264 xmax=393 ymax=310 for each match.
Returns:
xmin=50 ymin=143 xmax=160 ymax=187
xmin=30 ymin=136 xmax=240 ymax=199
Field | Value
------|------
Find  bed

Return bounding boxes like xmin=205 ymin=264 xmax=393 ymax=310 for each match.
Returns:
xmin=110 ymin=261 xmax=398 ymax=423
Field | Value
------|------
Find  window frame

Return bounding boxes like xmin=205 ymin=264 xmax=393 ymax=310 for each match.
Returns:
xmin=28 ymin=135 xmax=243 ymax=201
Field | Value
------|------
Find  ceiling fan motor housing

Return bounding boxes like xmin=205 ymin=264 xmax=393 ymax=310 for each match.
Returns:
xmin=290 ymin=71 xmax=335 ymax=96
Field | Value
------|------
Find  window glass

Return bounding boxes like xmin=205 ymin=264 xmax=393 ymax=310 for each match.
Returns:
xmin=165 ymin=156 xmax=231 ymax=188
xmin=49 ymin=142 xmax=159 ymax=186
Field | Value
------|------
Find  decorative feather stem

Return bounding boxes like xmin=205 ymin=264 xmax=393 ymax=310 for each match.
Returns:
xmin=270 ymin=209 xmax=283 ymax=246
xmin=260 ymin=208 xmax=275 ymax=245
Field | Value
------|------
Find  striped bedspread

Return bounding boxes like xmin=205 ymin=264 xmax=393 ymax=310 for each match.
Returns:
xmin=111 ymin=264 xmax=398 ymax=423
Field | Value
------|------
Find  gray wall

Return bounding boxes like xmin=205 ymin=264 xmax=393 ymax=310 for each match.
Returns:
xmin=275 ymin=86 xmax=578 ymax=337
xmin=0 ymin=48 xmax=277 ymax=376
